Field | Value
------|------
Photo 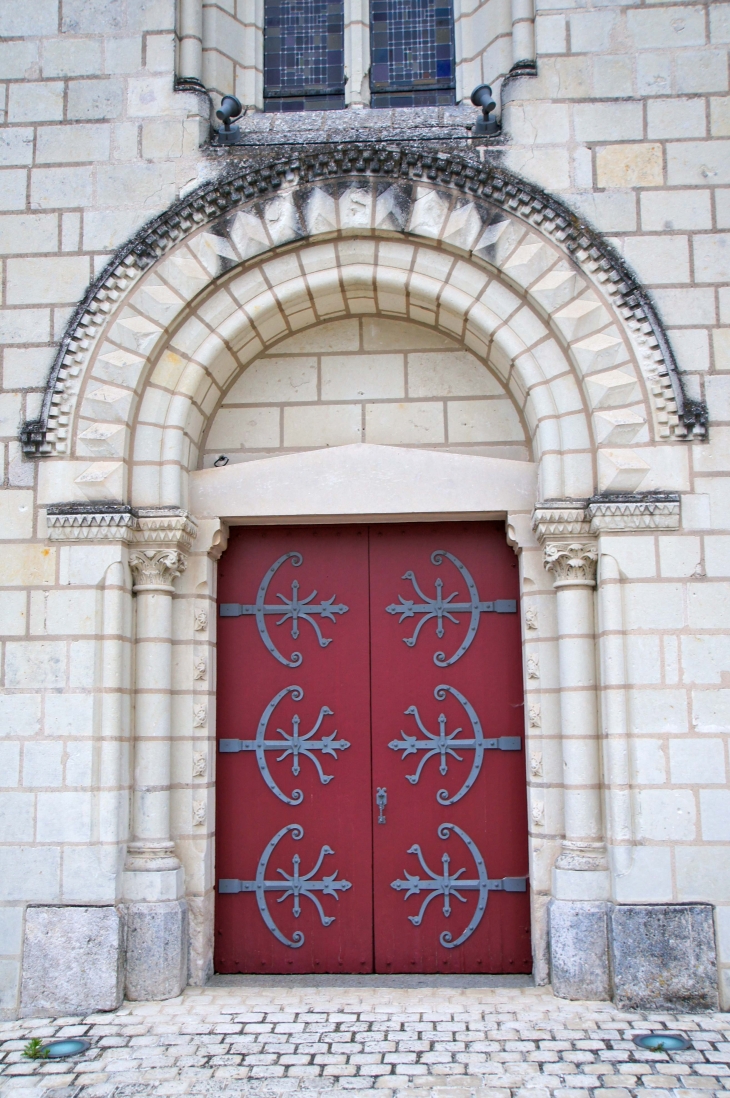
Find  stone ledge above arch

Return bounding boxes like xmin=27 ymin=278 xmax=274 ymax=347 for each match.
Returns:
xmin=21 ymin=146 xmax=706 ymax=463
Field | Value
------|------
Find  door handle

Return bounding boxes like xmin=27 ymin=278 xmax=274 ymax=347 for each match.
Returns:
xmin=376 ymin=787 xmax=387 ymax=825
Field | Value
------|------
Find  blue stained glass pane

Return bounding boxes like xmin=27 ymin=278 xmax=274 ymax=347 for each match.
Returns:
xmin=264 ymin=0 xmax=345 ymax=105
xmin=369 ymin=0 xmax=455 ymax=105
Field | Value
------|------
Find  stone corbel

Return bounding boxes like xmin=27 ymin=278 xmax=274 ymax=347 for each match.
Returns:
xmin=193 ymin=517 xmax=229 ymax=560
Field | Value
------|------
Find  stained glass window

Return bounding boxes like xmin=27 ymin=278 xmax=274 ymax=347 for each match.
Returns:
xmin=370 ymin=0 xmax=455 ymax=108
xmin=264 ymin=0 xmax=346 ymax=111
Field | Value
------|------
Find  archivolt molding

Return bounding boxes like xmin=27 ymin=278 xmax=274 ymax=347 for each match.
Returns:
xmin=21 ymin=145 xmax=705 ymax=466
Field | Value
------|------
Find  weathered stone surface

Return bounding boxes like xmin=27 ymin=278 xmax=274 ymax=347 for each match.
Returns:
xmin=549 ymin=899 xmax=610 ymax=1001
xmin=125 ymin=900 xmax=188 ymax=1001
xmin=610 ymin=902 xmax=718 ymax=1010
xmin=20 ymin=905 xmax=124 ymax=1016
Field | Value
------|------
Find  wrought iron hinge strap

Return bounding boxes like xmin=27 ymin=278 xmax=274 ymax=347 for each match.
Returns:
xmin=389 ymin=684 xmax=520 ymax=804
xmin=219 ymin=685 xmax=349 ymax=804
xmin=386 ymin=550 xmax=516 ymax=666
xmin=391 ymin=823 xmax=528 ymax=949
xmin=220 ymin=551 xmax=348 ymax=666
xmin=218 ymin=823 xmax=350 ymax=948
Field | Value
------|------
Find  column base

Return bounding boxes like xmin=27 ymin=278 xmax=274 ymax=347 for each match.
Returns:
xmin=20 ymin=906 xmax=124 ymax=1017
xmin=610 ymin=903 xmax=718 ymax=1011
xmin=549 ymin=899 xmax=719 ymax=1008
xmin=552 ymin=865 xmax=610 ymax=901
xmin=123 ymin=866 xmax=184 ymax=902
xmin=123 ymin=843 xmax=184 ymax=903
xmin=548 ymin=899 xmax=611 ymax=1001
xmin=124 ymin=900 xmax=188 ymax=1001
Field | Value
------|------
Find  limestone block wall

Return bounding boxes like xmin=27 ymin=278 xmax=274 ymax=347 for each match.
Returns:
xmin=454 ymin=0 xmax=513 ymax=106
xmin=0 ymin=0 xmax=206 ymax=1017
xmin=0 ymin=0 xmax=730 ymax=1018
xmin=504 ymin=0 xmax=730 ymax=429
xmin=500 ymin=10 xmax=730 ymax=999
xmin=203 ymin=317 xmax=530 ymax=465
xmin=201 ymin=0 xmax=262 ymax=107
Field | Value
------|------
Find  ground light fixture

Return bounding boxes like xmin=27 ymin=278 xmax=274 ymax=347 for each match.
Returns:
xmin=470 ymin=84 xmax=498 ymax=135
xmin=633 ymin=1033 xmax=690 ymax=1052
xmin=40 ymin=1039 xmax=91 ymax=1058
xmin=216 ymin=95 xmax=243 ymax=144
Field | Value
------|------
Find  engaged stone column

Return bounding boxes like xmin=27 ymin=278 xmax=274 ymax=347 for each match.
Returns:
xmin=544 ymin=541 xmax=607 ymax=884
xmin=177 ymin=0 xmax=204 ymax=89
xmin=533 ymin=503 xmax=610 ymax=1001
xmin=124 ymin=510 xmax=196 ymax=1001
xmin=511 ymin=0 xmax=536 ymax=72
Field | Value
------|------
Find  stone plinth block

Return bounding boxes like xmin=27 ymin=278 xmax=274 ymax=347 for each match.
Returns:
xmin=20 ymin=905 xmax=124 ymax=1016
xmin=125 ymin=900 xmax=188 ymax=1001
xmin=549 ymin=898 xmax=610 ymax=1001
xmin=610 ymin=903 xmax=718 ymax=1010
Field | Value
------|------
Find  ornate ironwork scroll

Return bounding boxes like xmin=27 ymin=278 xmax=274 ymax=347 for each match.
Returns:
xmin=385 ymin=550 xmax=516 ymax=666
xmin=390 ymin=823 xmax=527 ymax=949
xmin=220 ymin=552 xmax=349 ymax=666
xmin=220 ymin=685 xmax=349 ymax=804
xmin=219 ymin=824 xmax=351 ymax=948
xmin=388 ymin=685 xmax=520 ymax=805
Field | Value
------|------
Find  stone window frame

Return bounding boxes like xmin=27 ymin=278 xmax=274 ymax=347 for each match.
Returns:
xmin=176 ymin=0 xmax=538 ymax=109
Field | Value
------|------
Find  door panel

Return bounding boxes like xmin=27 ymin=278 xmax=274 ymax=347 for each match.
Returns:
xmin=215 ymin=521 xmax=531 ymax=976
xmin=215 ymin=525 xmax=373 ymax=974
xmin=369 ymin=523 xmax=531 ymax=974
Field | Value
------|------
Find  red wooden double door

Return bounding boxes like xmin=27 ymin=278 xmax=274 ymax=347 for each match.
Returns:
xmin=215 ymin=523 xmax=531 ymax=975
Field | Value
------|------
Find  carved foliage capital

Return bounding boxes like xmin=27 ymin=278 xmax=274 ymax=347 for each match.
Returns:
xmin=543 ymin=541 xmax=598 ymax=587
xmin=129 ymin=548 xmax=187 ymax=590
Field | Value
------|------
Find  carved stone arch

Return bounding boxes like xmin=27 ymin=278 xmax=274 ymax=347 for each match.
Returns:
xmin=22 ymin=147 xmax=705 ymax=509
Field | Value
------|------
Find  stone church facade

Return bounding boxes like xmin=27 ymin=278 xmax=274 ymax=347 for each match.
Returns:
xmin=0 ymin=0 xmax=729 ymax=1017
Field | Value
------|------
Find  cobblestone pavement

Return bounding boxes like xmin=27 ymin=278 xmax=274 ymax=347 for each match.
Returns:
xmin=1 ymin=978 xmax=729 ymax=1098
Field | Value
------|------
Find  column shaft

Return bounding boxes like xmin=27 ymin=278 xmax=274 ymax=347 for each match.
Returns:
xmin=178 ymin=0 xmax=204 ymax=86
xmin=125 ymin=547 xmax=188 ymax=894
xmin=511 ymin=0 xmax=535 ymax=66
xmin=554 ymin=583 xmax=603 ymax=850
xmin=133 ymin=588 xmax=173 ymax=845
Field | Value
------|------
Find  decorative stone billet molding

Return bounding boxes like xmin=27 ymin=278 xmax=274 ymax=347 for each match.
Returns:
xmin=46 ymin=503 xmax=198 ymax=551
xmin=20 ymin=144 xmax=705 ymax=460
xmin=587 ymin=496 xmax=681 ymax=533
xmin=531 ymin=503 xmax=591 ymax=542
xmin=47 ymin=503 xmax=198 ymax=591
xmin=46 ymin=503 xmax=138 ymax=543
xmin=533 ymin=493 xmax=681 ymax=543
xmin=544 ymin=542 xmax=598 ymax=588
